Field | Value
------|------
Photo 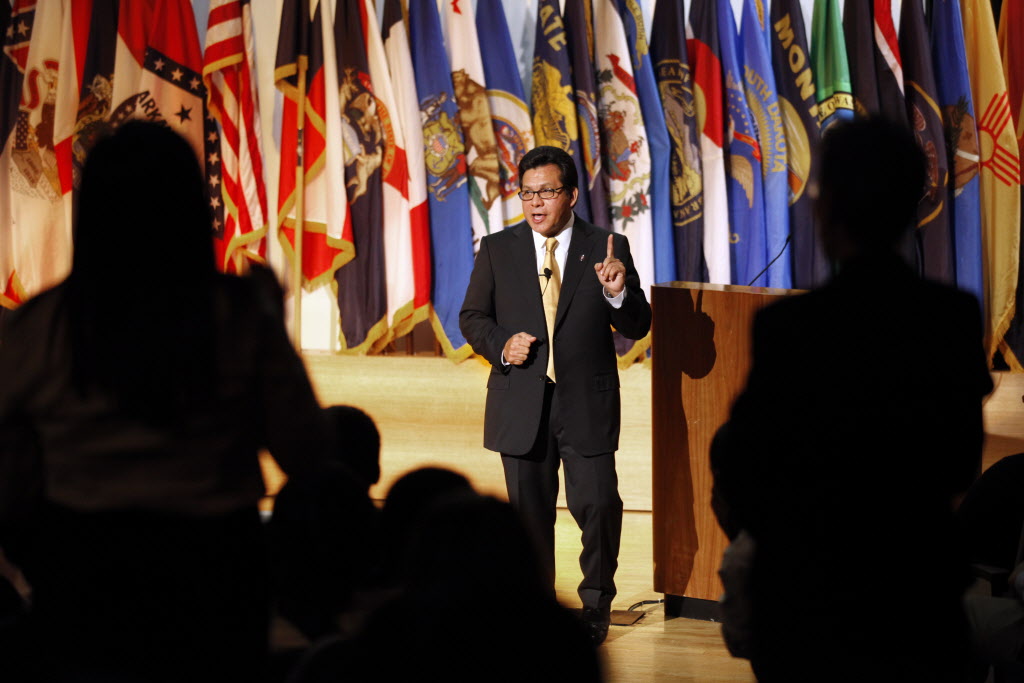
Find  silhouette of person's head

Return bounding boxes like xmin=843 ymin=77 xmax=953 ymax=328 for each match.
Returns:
xmin=74 ymin=120 xmax=214 ymax=288
xmin=815 ymin=117 xmax=926 ymax=264
xmin=323 ymin=405 xmax=381 ymax=488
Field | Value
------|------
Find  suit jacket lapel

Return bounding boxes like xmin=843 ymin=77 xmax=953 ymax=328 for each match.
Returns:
xmin=511 ymin=223 xmax=546 ymax=321
xmin=555 ymin=217 xmax=597 ymax=329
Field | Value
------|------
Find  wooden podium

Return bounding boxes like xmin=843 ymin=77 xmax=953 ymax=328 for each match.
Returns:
xmin=650 ymin=281 xmax=791 ymax=617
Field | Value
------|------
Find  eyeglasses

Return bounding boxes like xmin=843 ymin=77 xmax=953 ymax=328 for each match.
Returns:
xmin=518 ymin=187 xmax=566 ymax=201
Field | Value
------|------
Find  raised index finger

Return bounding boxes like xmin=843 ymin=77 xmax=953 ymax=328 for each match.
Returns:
xmin=606 ymin=234 xmax=615 ymax=260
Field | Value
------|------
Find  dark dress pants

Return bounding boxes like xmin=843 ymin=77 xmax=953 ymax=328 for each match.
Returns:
xmin=501 ymin=380 xmax=623 ymax=612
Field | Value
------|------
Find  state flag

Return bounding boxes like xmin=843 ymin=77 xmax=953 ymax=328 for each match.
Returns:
xmin=741 ymin=0 xmax=791 ymax=289
xmin=688 ymin=0 xmax=731 ymax=284
xmin=334 ymin=0 xmax=387 ymax=354
xmin=382 ymin=0 xmax=430 ymax=341
xmin=900 ymin=0 xmax=952 ymax=284
xmin=652 ymin=0 xmax=707 ymax=282
xmin=1 ymin=0 xmax=72 ymax=308
xmin=931 ymin=0 xmax=982 ymax=304
xmin=476 ymin=0 xmax=534 ymax=230
xmin=564 ymin=0 xmax=610 ymax=228
xmin=409 ymin=0 xmax=474 ymax=361
xmin=202 ymin=0 xmax=268 ymax=274
xmin=718 ymin=0 xmax=768 ymax=286
xmin=274 ymin=0 xmax=353 ymax=290
xmin=811 ymin=0 xmax=854 ymax=132
xmin=533 ymin=0 xmax=592 ymax=223
xmin=961 ymin=0 xmax=1021 ymax=365
xmin=770 ymin=0 xmax=827 ymax=289
xmin=443 ymin=0 xmax=504 ymax=249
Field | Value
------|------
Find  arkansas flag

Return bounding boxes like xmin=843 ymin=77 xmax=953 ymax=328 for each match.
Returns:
xmin=275 ymin=0 xmax=353 ymax=290
xmin=203 ymin=0 xmax=267 ymax=274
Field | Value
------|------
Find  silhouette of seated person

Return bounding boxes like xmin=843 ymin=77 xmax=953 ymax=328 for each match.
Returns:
xmin=710 ymin=117 xmax=993 ymax=682
xmin=958 ymin=453 xmax=1024 ymax=681
xmin=267 ymin=405 xmax=382 ymax=643
xmin=0 ymin=120 xmax=332 ymax=683
xmin=289 ymin=478 xmax=601 ymax=683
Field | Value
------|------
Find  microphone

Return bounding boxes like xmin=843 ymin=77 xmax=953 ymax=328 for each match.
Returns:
xmin=745 ymin=235 xmax=792 ymax=287
xmin=543 ymin=268 xmax=552 ymax=280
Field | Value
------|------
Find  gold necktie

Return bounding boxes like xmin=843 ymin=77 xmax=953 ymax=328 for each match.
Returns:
xmin=541 ymin=237 xmax=560 ymax=381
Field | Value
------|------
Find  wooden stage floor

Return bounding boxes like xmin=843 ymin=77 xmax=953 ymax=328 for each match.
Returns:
xmin=266 ymin=353 xmax=1024 ymax=682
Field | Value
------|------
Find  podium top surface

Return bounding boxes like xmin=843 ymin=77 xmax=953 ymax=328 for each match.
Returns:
xmin=652 ymin=281 xmax=805 ymax=296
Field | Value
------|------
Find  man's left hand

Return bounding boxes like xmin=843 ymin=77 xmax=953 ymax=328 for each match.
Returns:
xmin=594 ymin=234 xmax=625 ymax=297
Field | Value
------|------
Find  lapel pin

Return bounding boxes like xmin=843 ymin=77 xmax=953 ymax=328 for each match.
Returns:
xmin=579 ymin=253 xmax=585 ymax=262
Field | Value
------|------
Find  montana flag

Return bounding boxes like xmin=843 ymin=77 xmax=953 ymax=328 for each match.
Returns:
xmin=931 ymin=0 xmax=983 ymax=305
xmin=616 ymin=0 xmax=674 ymax=286
xmin=811 ymin=0 xmax=854 ymax=132
xmin=1 ymin=0 xmax=72 ymax=309
xmin=718 ymin=0 xmax=768 ymax=286
xmin=770 ymin=0 xmax=827 ymax=289
xmin=997 ymin=1 xmax=1024 ymax=368
xmin=741 ymin=0 xmax=791 ymax=289
xmin=275 ymin=0 xmax=353 ymax=289
xmin=409 ymin=0 xmax=474 ymax=361
xmin=688 ymin=0 xmax=731 ymax=284
xmin=203 ymin=0 xmax=267 ymax=274
xmin=533 ymin=0 xmax=592 ymax=223
xmin=961 ymin=0 xmax=1021 ymax=365
xmin=333 ymin=0 xmax=386 ymax=353
xmin=476 ymin=0 xmax=533 ymax=230
xmin=651 ymin=0 xmax=706 ymax=282
xmin=564 ymin=0 xmax=610 ymax=228
xmin=594 ymin=0 xmax=653 ymax=297
xmin=900 ymin=0 xmax=952 ymax=284
xmin=382 ymin=0 xmax=430 ymax=341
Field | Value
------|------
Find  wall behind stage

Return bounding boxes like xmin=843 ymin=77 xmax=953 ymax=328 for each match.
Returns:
xmin=189 ymin=0 xmax=870 ymax=351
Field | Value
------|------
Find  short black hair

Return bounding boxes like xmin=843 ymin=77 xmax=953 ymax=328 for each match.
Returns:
xmin=518 ymin=145 xmax=578 ymax=191
xmin=818 ymin=117 xmax=926 ymax=250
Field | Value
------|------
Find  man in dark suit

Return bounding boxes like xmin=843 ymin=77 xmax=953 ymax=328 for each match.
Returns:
xmin=460 ymin=146 xmax=651 ymax=644
xmin=711 ymin=118 xmax=993 ymax=681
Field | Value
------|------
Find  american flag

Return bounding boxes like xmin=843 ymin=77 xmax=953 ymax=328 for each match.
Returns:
xmin=202 ymin=0 xmax=267 ymax=273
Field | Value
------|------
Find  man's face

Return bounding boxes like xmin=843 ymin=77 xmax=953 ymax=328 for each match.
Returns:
xmin=521 ymin=164 xmax=579 ymax=238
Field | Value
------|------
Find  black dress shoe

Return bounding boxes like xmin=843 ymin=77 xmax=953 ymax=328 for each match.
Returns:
xmin=581 ymin=607 xmax=610 ymax=646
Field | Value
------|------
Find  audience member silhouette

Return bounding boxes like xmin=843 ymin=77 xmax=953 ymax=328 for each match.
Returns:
xmin=266 ymin=405 xmax=382 ymax=642
xmin=711 ymin=117 xmax=993 ymax=682
xmin=0 ymin=120 xmax=332 ymax=683
xmin=323 ymin=405 xmax=382 ymax=489
xmin=290 ymin=477 xmax=601 ymax=683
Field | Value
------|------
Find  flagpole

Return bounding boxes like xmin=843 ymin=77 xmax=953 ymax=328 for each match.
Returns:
xmin=291 ymin=56 xmax=308 ymax=349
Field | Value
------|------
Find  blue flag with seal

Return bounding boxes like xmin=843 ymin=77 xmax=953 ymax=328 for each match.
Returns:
xmin=741 ymin=0 xmax=791 ymax=289
xmin=931 ymin=0 xmax=983 ymax=304
xmin=615 ymin=0 xmax=674 ymax=285
xmin=408 ymin=0 xmax=474 ymax=361
xmin=651 ymin=0 xmax=706 ymax=282
xmin=718 ymin=0 xmax=768 ymax=286
xmin=564 ymin=0 xmax=610 ymax=228
xmin=476 ymin=0 xmax=534 ymax=230
xmin=532 ymin=0 xmax=592 ymax=223
xmin=899 ymin=0 xmax=953 ymax=284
